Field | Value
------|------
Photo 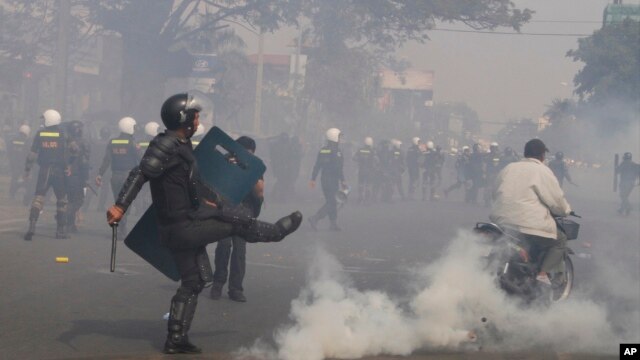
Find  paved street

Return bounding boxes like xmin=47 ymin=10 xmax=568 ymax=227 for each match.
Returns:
xmin=0 ymin=169 xmax=636 ymax=360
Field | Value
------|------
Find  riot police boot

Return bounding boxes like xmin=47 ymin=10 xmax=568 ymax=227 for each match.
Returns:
xmin=164 ymin=294 xmax=201 ymax=354
xmin=329 ymin=221 xmax=342 ymax=232
xmin=24 ymin=220 xmax=36 ymax=241
xmin=275 ymin=211 xmax=303 ymax=239
xmin=56 ymin=225 xmax=69 ymax=239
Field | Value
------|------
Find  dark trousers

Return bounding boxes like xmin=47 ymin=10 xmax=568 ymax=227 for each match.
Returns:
xmin=66 ymin=176 xmax=86 ymax=229
xmin=619 ymin=183 xmax=635 ymax=213
xmin=213 ymin=236 xmax=246 ymax=292
xmin=314 ymin=181 xmax=339 ymax=222
xmin=408 ymin=169 xmax=419 ymax=196
xmin=28 ymin=166 xmax=68 ymax=226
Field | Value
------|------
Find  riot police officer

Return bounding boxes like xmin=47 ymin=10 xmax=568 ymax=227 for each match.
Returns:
xmin=7 ymin=124 xmax=31 ymax=201
xmin=548 ymin=151 xmax=575 ymax=188
xmin=106 ymin=92 xmax=302 ymax=354
xmin=353 ymin=136 xmax=377 ymax=205
xmin=466 ymin=143 xmax=485 ymax=204
xmin=96 ymin=117 xmax=140 ymax=235
xmin=483 ymin=142 xmax=502 ymax=207
xmin=406 ymin=137 xmax=422 ymax=199
xmin=499 ymin=146 xmax=519 ymax=168
xmin=421 ymin=141 xmax=442 ymax=201
xmin=23 ymin=110 xmax=70 ymax=240
xmin=389 ymin=139 xmax=406 ymax=200
xmin=444 ymin=145 xmax=471 ymax=198
xmin=139 ymin=121 xmax=160 ymax=151
xmin=65 ymin=121 xmax=91 ymax=233
xmin=308 ymin=128 xmax=346 ymax=231
xmin=616 ymin=152 xmax=640 ymax=215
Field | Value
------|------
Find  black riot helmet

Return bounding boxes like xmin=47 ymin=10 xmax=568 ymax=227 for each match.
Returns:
xmin=160 ymin=90 xmax=211 ymax=131
xmin=555 ymin=151 xmax=564 ymax=160
xmin=623 ymin=152 xmax=632 ymax=161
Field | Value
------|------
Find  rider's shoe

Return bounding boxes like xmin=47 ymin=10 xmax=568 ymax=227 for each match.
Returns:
xmin=536 ymin=273 xmax=552 ymax=286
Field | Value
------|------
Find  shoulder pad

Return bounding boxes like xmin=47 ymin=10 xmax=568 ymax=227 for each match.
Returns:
xmin=139 ymin=134 xmax=181 ymax=178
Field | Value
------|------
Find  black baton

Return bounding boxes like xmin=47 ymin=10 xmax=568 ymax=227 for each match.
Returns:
xmin=110 ymin=223 xmax=118 ymax=272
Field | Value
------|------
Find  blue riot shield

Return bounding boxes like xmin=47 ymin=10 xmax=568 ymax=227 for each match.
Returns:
xmin=124 ymin=127 xmax=266 ymax=281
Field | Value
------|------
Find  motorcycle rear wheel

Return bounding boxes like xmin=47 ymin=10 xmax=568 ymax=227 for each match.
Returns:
xmin=549 ymin=256 xmax=574 ymax=302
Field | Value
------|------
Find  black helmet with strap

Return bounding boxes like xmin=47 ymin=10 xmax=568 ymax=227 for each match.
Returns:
xmin=160 ymin=90 xmax=210 ymax=131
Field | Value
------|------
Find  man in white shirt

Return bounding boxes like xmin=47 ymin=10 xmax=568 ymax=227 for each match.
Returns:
xmin=490 ymin=139 xmax=572 ymax=285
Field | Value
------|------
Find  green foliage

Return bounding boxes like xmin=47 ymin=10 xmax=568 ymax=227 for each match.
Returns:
xmin=567 ymin=18 xmax=640 ymax=105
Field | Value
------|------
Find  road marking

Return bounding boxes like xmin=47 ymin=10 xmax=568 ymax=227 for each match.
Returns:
xmin=0 ymin=218 xmax=24 ymax=226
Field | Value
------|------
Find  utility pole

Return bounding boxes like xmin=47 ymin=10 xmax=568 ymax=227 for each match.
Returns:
xmin=253 ymin=31 xmax=264 ymax=135
xmin=54 ymin=0 xmax=70 ymax=114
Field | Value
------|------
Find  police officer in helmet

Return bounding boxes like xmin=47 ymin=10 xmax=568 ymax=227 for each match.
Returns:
xmin=106 ymin=91 xmax=302 ymax=354
xmin=308 ymin=127 xmax=346 ymax=231
xmin=23 ymin=110 xmax=70 ymax=240
xmin=548 ymin=151 xmax=576 ymax=188
xmin=96 ymin=116 xmax=140 ymax=236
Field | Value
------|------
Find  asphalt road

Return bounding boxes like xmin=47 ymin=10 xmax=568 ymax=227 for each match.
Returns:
xmin=0 ymin=169 xmax=636 ymax=360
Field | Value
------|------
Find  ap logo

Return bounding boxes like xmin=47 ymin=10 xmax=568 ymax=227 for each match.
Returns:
xmin=621 ymin=344 xmax=639 ymax=358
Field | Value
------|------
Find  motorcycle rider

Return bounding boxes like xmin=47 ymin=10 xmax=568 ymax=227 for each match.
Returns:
xmin=616 ymin=152 xmax=640 ymax=215
xmin=106 ymin=92 xmax=302 ymax=354
xmin=490 ymin=138 xmax=572 ymax=286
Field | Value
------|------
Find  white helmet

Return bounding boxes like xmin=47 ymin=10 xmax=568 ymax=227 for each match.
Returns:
xmin=462 ymin=145 xmax=470 ymax=151
xmin=426 ymin=141 xmax=435 ymax=150
xmin=392 ymin=139 xmax=402 ymax=148
xmin=42 ymin=109 xmax=61 ymax=127
xmin=118 ymin=117 xmax=136 ymax=135
xmin=144 ymin=122 xmax=160 ymax=137
xmin=412 ymin=137 xmax=421 ymax=146
xmin=326 ymin=128 xmax=341 ymax=143
xmin=364 ymin=136 xmax=373 ymax=147
xmin=490 ymin=141 xmax=499 ymax=148
xmin=193 ymin=124 xmax=205 ymax=137
xmin=19 ymin=124 xmax=31 ymax=137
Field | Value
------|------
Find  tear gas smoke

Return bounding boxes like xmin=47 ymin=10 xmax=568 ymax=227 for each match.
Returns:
xmin=237 ymin=231 xmax=622 ymax=360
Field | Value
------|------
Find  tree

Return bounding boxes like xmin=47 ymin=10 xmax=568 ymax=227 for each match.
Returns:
xmin=296 ymin=0 xmax=532 ymax=134
xmin=567 ymin=18 xmax=640 ymax=105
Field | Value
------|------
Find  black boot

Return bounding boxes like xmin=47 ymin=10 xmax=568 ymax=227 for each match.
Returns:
xmin=275 ymin=211 xmax=303 ymax=239
xmin=239 ymin=211 xmax=303 ymax=243
xmin=163 ymin=293 xmax=202 ymax=354
xmin=24 ymin=220 xmax=36 ymax=241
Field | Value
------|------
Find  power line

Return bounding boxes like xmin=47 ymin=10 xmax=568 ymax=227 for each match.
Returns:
xmin=431 ymin=28 xmax=592 ymax=37
xmin=529 ymin=20 xmax=601 ymax=23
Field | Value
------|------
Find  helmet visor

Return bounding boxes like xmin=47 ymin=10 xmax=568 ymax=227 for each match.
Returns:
xmin=186 ymin=90 xmax=213 ymax=125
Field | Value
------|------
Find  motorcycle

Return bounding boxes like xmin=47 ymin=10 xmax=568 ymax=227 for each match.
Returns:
xmin=473 ymin=213 xmax=581 ymax=303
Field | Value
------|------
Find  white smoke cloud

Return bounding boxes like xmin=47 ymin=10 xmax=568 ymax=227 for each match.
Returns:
xmin=237 ymin=230 xmax=620 ymax=360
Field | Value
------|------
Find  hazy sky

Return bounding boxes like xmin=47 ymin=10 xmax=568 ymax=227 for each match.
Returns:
xmin=236 ymin=0 xmax=639 ymax=135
